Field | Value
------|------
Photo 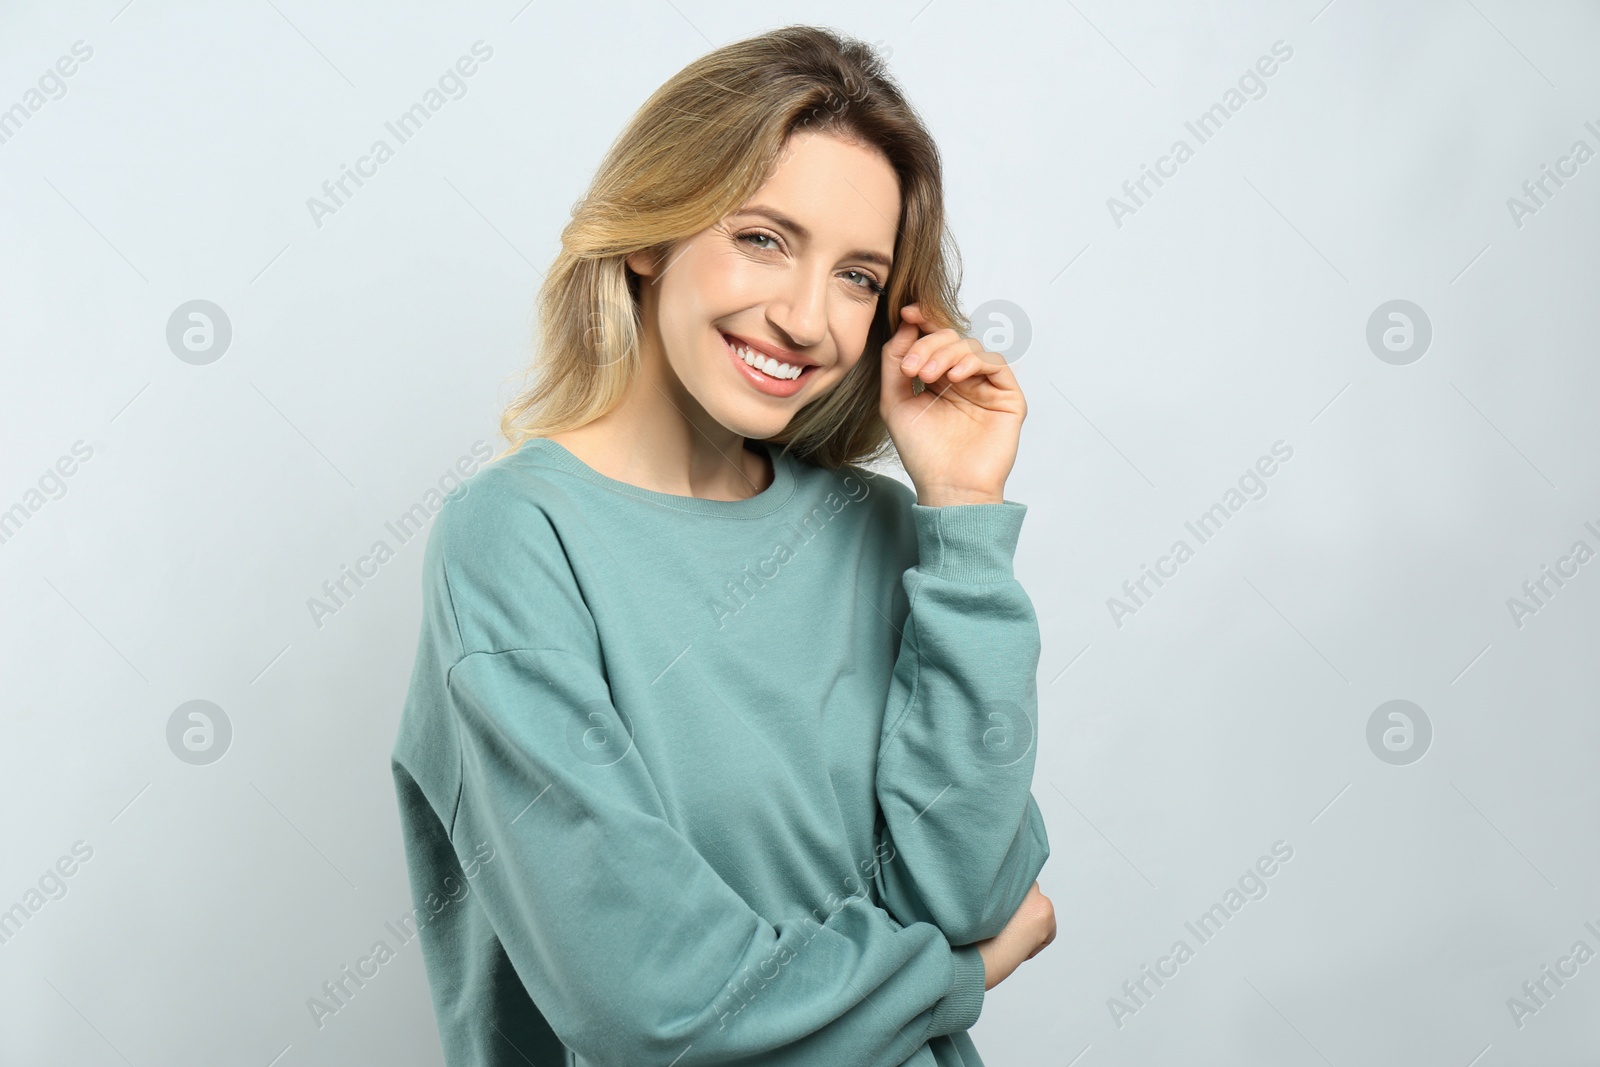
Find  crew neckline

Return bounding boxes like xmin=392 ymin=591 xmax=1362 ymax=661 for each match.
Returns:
xmin=518 ymin=437 xmax=798 ymax=517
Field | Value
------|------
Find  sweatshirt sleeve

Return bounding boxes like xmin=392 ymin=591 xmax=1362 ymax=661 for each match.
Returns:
xmin=871 ymin=500 xmax=1052 ymax=947
xmin=401 ymin=474 xmax=989 ymax=1066
xmin=442 ymin=647 xmax=987 ymax=1064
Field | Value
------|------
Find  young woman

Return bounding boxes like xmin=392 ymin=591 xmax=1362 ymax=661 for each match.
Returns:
xmin=391 ymin=25 xmax=1055 ymax=1067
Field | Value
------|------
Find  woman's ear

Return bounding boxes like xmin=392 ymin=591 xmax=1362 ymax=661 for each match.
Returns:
xmin=625 ymin=245 xmax=669 ymax=279
xmin=624 ymin=249 xmax=653 ymax=278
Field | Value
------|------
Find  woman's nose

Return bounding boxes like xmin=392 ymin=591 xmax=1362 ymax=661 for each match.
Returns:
xmin=766 ymin=269 xmax=828 ymax=348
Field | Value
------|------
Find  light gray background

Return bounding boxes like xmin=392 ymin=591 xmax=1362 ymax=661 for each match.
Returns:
xmin=3 ymin=1 xmax=1597 ymax=1064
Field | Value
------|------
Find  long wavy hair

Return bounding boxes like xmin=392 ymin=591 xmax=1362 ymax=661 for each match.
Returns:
xmin=494 ymin=24 xmax=967 ymax=470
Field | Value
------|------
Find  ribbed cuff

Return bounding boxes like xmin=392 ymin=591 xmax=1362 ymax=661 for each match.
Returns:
xmin=927 ymin=944 xmax=986 ymax=1038
xmin=910 ymin=501 xmax=1027 ymax=583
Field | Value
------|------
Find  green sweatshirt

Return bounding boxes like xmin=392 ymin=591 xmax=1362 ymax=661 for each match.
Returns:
xmin=390 ymin=435 xmax=1050 ymax=1066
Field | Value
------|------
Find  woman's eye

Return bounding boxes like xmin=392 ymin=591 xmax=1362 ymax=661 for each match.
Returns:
xmin=844 ymin=268 xmax=883 ymax=294
xmin=738 ymin=231 xmax=881 ymax=294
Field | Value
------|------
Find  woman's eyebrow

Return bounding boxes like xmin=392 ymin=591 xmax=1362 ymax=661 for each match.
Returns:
xmin=734 ymin=204 xmax=894 ymax=269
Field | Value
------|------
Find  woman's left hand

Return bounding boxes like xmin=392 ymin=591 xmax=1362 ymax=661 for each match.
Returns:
xmin=878 ymin=303 xmax=1026 ymax=507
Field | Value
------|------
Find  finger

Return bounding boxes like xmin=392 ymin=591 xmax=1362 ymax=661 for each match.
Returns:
xmin=900 ymin=335 xmax=974 ymax=381
xmin=944 ymin=351 xmax=1006 ymax=383
xmin=881 ymin=326 xmax=933 ymax=407
xmin=970 ymin=345 xmax=1018 ymax=391
xmin=935 ymin=348 xmax=1021 ymax=399
xmin=905 ymin=336 xmax=983 ymax=382
xmin=892 ymin=303 xmax=929 ymax=345
xmin=880 ymin=315 xmax=923 ymax=363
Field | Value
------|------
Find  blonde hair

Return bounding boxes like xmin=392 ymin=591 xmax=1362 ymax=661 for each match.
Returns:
xmin=494 ymin=24 xmax=966 ymax=470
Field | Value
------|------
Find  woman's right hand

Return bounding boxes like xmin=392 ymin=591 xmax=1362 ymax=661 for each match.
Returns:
xmin=973 ymin=881 xmax=1056 ymax=991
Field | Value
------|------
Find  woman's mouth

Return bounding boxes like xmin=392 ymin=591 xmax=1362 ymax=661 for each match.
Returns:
xmin=721 ymin=332 xmax=818 ymax=398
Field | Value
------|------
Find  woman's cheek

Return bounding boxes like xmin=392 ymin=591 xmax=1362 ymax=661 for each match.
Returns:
xmin=715 ymin=260 xmax=770 ymax=304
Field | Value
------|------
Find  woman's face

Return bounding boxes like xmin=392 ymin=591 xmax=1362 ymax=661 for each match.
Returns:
xmin=628 ymin=129 xmax=902 ymax=441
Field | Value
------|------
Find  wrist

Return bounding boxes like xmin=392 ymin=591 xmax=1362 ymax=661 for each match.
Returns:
xmin=915 ymin=485 xmax=1005 ymax=507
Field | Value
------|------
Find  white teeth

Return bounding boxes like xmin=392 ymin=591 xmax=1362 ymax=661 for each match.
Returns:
xmin=728 ymin=337 xmax=804 ymax=380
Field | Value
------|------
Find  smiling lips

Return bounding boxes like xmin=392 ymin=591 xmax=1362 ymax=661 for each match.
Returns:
xmin=722 ymin=332 xmax=816 ymax=375
xmin=720 ymin=332 xmax=819 ymax=397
